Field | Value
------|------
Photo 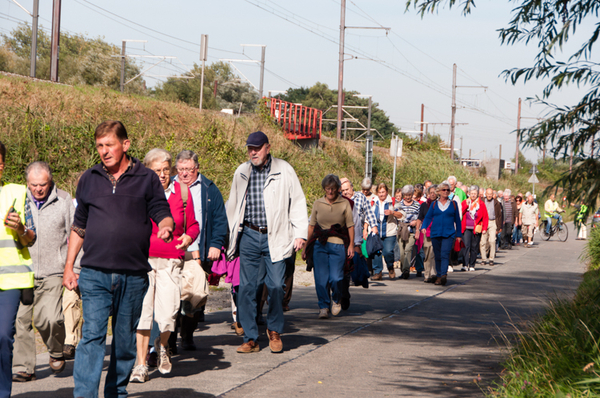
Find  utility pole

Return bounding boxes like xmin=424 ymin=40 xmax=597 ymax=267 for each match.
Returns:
xmin=365 ymin=95 xmax=373 ymax=178
xmin=259 ymin=45 xmax=266 ymax=99
xmin=499 ymin=145 xmax=502 ymax=165
xmin=30 ymin=0 xmax=39 ymax=78
xmin=199 ymin=34 xmax=208 ymax=112
xmin=336 ymin=0 xmax=346 ymax=140
xmin=515 ymin=97 xmax=521 ymax=175
xmin=420 ymin=104 xmax=424 ymax=143
xmin=49 ymin=0 xmax=61 ymax=82
xmin=450 ymin=63 xmax=457 ymax=160
xmin=459 ymin=136 xmax=463 ymax=163
xmin=120 ymin=41 xmax=126 ymax=93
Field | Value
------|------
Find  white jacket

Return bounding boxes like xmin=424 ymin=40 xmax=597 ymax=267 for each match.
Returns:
xmin=226 ymin=157 xmax=308 ymax=262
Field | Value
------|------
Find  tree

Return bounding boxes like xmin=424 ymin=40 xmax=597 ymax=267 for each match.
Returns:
xmin=407 ymin=0 xmax=600 ymax=208
xmin=0 ymin=23 xmax=145 ymax=94
xmin=153 ymin=61 xmax=259 ymax=113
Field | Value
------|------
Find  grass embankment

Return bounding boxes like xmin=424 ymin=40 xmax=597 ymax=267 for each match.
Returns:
xmin=0 ymin=73 xmax=536 ymax=205
xmin=488 ymin=228 xmax=600 ymax=397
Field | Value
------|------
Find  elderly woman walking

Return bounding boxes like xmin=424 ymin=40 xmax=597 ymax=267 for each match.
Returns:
xmin=130 ymin=149 xmax=199 ymax=383
xmin=421 ymin=182 xmax=462 ymax=286
xmin=395 ymin=185 xmax=420 ymax=279
xmin=304 ymin=175 xmax=354 ymax=319
xmin=461 ymin=185 xmax=488 ymax=271
xmin=371 ymin=183 xmax=402 ymax=280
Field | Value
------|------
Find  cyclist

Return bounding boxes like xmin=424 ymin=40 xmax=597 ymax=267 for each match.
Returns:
xmin=544 ymin=194 xmax=564 ymax=235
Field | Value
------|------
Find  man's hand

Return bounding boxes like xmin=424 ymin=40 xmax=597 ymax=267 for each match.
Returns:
xmin=409 ymin=220 xmax=417 ymax=227
xmin=415 ymin=229 xmax=421 ymax=240
xmin=207 ymin=247 xmax=221 ymax=261
xmin=63 ymin=268 xmax=79 ymax=291
xmin=347 ymin=245 xmax=354 ymax=259
xmin=371 ymin=226 xmax=378 ymax=236
xmin=175 ymin=234 xmax=192 ymax=251
xmin=384 ymin=209 xmax=392 ymax=216
xmin=157 ymin=226 xmax=173 ymax=243
xmin=294 ymin=238 xmax=306 ymax=252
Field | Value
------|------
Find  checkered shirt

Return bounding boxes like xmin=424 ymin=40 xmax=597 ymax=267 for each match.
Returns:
xmin=352 ymin=191 xmax=378 ymax=228
xmin=244 ymin=155 xmax=272 ymax=228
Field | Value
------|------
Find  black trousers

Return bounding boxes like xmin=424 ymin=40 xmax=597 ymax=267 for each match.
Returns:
xmin=502 ymin=222 xmax=513 ymax=249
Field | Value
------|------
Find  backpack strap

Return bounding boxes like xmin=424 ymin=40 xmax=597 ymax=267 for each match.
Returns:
xmin=179 ymin=180 xmax=189 ymax=231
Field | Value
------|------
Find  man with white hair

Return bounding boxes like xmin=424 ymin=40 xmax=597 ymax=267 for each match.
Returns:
xmin=500 ymin=189 xmax=517 ymax=249
xmin=13 ymin=162 xmax=78 ymax=382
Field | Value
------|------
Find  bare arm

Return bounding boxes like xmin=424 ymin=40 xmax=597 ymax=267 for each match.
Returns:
xmin=63 ymin=231 xmax=84 ymax=290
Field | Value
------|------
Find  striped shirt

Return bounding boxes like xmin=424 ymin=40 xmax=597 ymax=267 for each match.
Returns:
xmin=397 ymin=199 xmax=421 ymax=233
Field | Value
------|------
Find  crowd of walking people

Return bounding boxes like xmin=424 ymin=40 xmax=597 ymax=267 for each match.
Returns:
xmin=0 ymin=122 xmax=589 ymax=398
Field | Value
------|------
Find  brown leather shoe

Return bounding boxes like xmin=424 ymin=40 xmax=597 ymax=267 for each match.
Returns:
xmin=233 ymin=322 xmax=244 ymax=336
xmin=267 ymin=329 xmax=283 ymax=353
xmin=12 ymin=371 xmax=36 ymax=382
xmin=236 ymin=340 xmax=259 ymax=353
xmin=440 ymin=276 xmax=447 ymax=286
xmin=371 ymin=272 xmax=382 ymax=281
xmin=63 ymin=344 xmax=76 ymax=360
xmin=388 ymin=269 xmax=396 ymax=279
xmin=49 ymin=356 xmax=66 ymax=374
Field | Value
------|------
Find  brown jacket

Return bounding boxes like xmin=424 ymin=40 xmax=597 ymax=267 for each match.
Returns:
xmin=484 ymin=198 xmax=503 ymax=231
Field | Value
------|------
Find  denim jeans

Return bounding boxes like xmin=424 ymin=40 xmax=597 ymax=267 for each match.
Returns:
xmin=431 ymin=236 xmax=454 ymax=277
xmin=546 ymin=214 xmax=562 ymax=234
xmin=0 ymin=288 xmax=21 ymax=398
xmin=512 ymin=225 xmax=522 ymax=244
xmin=312 ymin=241 xmax=345 ymax=309
xmin=372 ymin=236 xmax=396 ymax=275
xmin=74 ymin=267 xmax=148 ymax=398
xmin=238 ymin=226 xmax=286 ymax=343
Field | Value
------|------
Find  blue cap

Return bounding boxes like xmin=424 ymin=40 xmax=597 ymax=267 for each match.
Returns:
xmin=246 ymin=131 xmax=269 ymax=147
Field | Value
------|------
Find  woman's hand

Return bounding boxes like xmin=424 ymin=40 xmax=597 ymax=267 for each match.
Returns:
xmin=415 ymin=229 xmax=421 ymax=240
xmin=347 ymin=245 xmax=354 ymax=259
xmin=175 ymin=234 xmax=193 ymax=251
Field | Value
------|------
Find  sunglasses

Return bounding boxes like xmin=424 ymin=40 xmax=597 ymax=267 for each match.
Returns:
xmin=440 ymin=189 xmax=450 ymax=192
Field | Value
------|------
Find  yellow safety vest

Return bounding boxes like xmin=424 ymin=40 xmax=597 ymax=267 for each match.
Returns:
xmin=0 ymin=183 xmax=34 ymax=290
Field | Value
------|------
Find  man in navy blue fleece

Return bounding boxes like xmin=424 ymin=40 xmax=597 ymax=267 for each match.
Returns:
xmin=62 ymin=121 xmax=173 ymax=398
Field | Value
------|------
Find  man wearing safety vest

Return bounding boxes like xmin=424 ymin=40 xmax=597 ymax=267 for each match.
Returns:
xmin=544 ymin=194 xmax=563 ymax=235
xmin=0 ymin=141 xmax=36 ymax=398
xmin=574 ymin=200 xmax=589 ymax=240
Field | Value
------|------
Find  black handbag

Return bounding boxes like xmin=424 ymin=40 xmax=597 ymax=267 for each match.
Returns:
xmin=366 ymin=233 xmax=384 ymax=259
xmin=20 ymin=288 xmax=34 ymax=305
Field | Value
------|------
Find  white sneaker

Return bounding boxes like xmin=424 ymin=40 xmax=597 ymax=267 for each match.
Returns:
xmin=155 ymin=337 xmax=172 ymax=375
xmin=318 ymin=308 xmax=329 ymax=319
xmin=129 ymin=364 xmax=148 ymax=383
xmin=460 ymin=266 xmax=468 ymax=272
xmin=469 ymin=267 xmax=475 ymax=271
xmin=331 ymin=302 xmax=341 ymax=316
xmin=448 ymin=266 xmax=454 ymax=273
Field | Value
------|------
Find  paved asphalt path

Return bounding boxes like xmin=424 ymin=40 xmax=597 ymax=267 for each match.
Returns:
xmin=13 ymin=226 xmax=586 ymax=397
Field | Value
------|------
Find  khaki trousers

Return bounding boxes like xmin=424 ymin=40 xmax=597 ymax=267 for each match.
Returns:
xmin=523 ymin=224 xmax=536 ymax=243
xmin=479 ymin=223 xmax=497 ymax=261
xmin=397 ymin=233 xmax=416 ymax=272
xmin=62 ymin=287 xmax=82 ymax=345
xmin=13 ymin=276 xmax=65 ymax=373
xmin=138 ymin=257 xmax=184 ymax=333
xmin=422 ymin=236 xmax=436 ymax=279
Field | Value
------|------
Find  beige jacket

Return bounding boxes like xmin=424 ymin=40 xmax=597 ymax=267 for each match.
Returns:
xmin=226 ymin=157 xmax=308 ymax=262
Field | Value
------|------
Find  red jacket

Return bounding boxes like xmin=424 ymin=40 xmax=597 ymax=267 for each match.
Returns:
xmin=461 ymin=198 xmax=489 ymax=234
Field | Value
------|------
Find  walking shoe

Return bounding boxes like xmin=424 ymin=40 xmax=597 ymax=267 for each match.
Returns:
xmin=12 ymin=372 xmax=36 ymax=382
xmin=49 ymin=356 xmax=66 ymax=374
xmin=460 ymin=266 xmax=468 ymax=272
xmin=147 ymin=350 xmax=158 ymax=368
xmin=434 ymin=277 xmax=442 ymax=285
xmin=318 ymin=308 xmax=330 ymax=319
xmin=489 ymin=260 xmax=494 ymax=266
xmin=236 ymin=340 xmax=259 ymax=353
xmin=448 ymin=266 xmax=454 ymax=273
xmin=331 ymin=301 xmax=342 ymax=316
xmin=283 ymin=305 xmax=291 ymax=312
xmin=401 ymin=270 xmax=410 ymax=279
xmin=341 ymin=296 xmax=350 ymax=311
xmin=388 ymin=268 xmax=396 ymax=279
xmin=129 ymin=364 xmax=148 ymax=383
xmin=371 ymin=272 xmax=382 ymax=281
xmin=181 ymin=339 xmax=196 ymax=351
xmin=468 ymin=267 xmax=475 ymax=271
xmin=266 ymin=329 xmax=283 ymax=353
xmin=63 ymin=344 xmax=76 ymax=360
xmin=440 ymin=276 xmax=447 ymax=285
xmin=155 ymin=337 xmax=172 ymax=374
xmin=416 ymin=271 xmax=423 ymax=277
xmin=233 ymin=322 xmax=244 ymax=336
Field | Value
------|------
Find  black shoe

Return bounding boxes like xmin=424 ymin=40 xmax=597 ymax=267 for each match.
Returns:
xmin=416 ymin=271 xmax=423 ymax=277
xmin=341 ymin=297 xmax=350 ymax=311
xmin=182 ymin=339 xmax=196 ymax=351
xmin=361 ymin=278 xmax=369 ymax=289
xmin=63 ymin=344 xmax=76 ymax=360
xmin=401 ymin=271 xmax=410 ymax=279
xmin=147 ymin=351 xmax=158 ymax=368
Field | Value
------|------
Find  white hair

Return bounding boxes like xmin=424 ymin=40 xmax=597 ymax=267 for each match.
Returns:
xmin=447 ymin=176 xmax=457 ymax=184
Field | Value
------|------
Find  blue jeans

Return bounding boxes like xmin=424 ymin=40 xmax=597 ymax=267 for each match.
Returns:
xmin=312 ymin=241 xmax=345 ymax=309
xmin=372 ymin=236 xmax=396 ymax=275
xmin=512 ymin=225 xmax=522 ymax=244
xmin=545 ymin=214 xmax=562 ymax=234
xmin=0 ymin=289 xmax=21 ymax=398
xmin=74 ymin=267 xmax=149 ymax=398
xmin=431 ymin=236 xmax=455 ymax=277
xmin=238 ymin=227 xmax=286 ymax=343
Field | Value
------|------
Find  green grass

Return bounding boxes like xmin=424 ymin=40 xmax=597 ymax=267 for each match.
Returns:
xmin=487 ymin=227 xmax=600 ymax=397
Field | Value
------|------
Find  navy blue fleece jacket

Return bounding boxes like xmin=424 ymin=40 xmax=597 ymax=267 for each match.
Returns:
xmin=73 ymin=158 xmax=172 ymax=272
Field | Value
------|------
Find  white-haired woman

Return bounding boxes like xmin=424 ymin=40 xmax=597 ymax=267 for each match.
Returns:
xmin=461 ymin=185 xmax=488 ymax=271
xmin=130 ymin=149 xmax=199 ymax=382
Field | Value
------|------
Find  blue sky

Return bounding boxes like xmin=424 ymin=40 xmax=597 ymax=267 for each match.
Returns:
xmin=1 ymin=0 xmax=596 ymax=164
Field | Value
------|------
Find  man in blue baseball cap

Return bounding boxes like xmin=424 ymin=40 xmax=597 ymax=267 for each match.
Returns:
xmin=226 ymin=131 xmax=308 ymax=354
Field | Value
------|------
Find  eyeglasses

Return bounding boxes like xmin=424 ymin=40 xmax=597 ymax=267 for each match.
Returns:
xmin=152 ymin=168 xmax=171 ymax=175
xmin=440 ymin=189 xmax=450 ymax=192
xmin=176 ymin=167 xmax=197 ymax=173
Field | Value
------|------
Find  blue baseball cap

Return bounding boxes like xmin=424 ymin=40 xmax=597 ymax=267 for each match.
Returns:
xmin=246 ymin=131 xmax=269 ymax=147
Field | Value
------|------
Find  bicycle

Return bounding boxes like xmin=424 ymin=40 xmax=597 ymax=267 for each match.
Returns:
xmin=539 ymin=211 xmax=568 ymax=242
